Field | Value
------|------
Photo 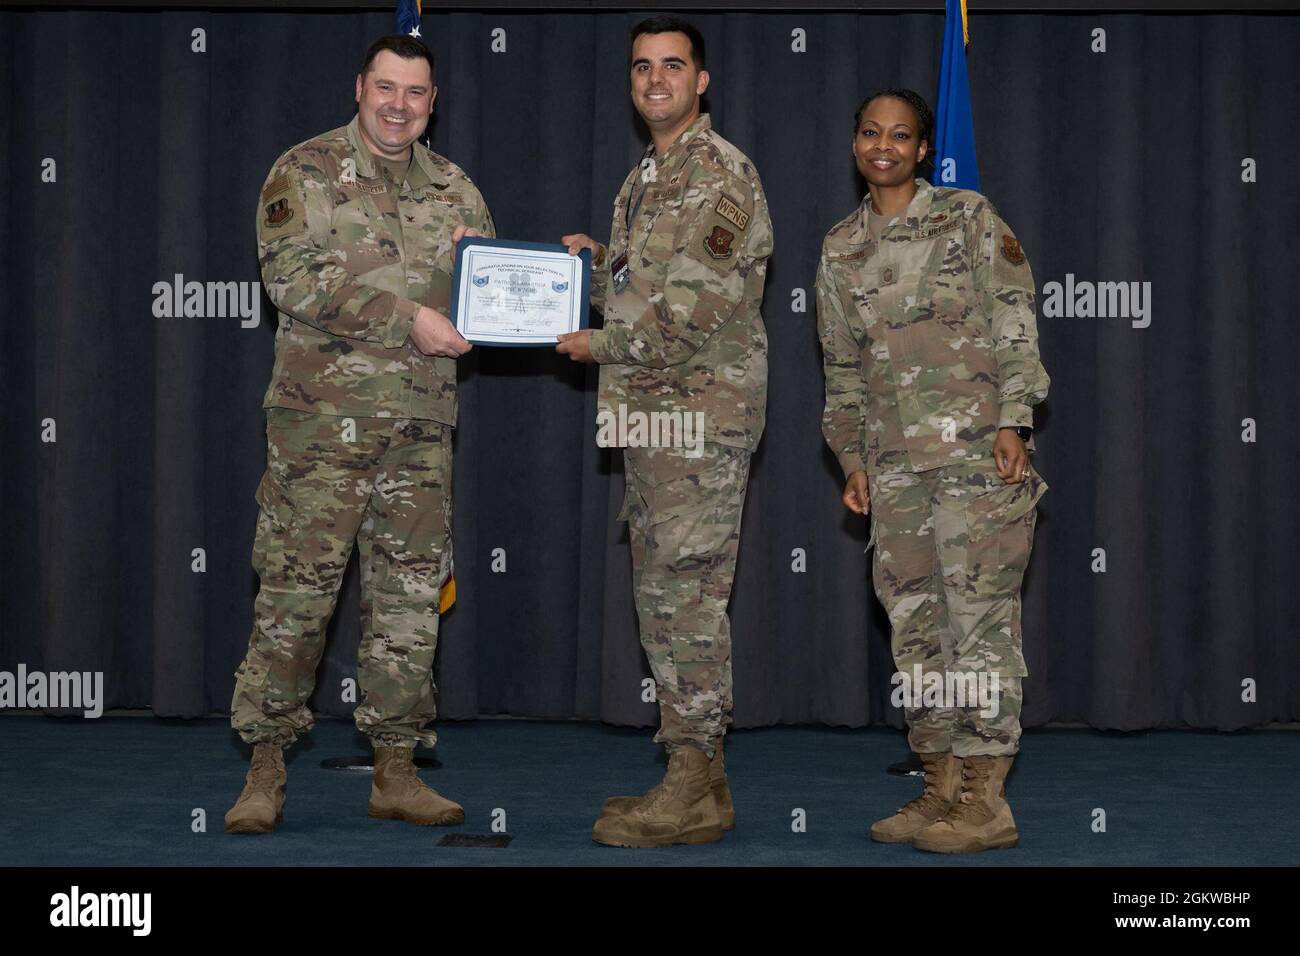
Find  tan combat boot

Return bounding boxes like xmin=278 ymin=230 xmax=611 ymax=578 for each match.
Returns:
xmin=869 ymin=751 xmax=962 ymax=843
xmin=601 ymin=738 xmax=736 ymax=830
xmin=368 ymin=745 xmax=464 ymax=826
xmin=592 ymin=748 xmax=722 ymax=848
xmin=911 ymin=754 xmax=1018 ymax=853
xmin=224 ymin=743 xmax=287 ymax=835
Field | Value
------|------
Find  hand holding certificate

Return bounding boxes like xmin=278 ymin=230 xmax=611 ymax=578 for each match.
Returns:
xmin=451 ymin=237 xmax=591 ymax=347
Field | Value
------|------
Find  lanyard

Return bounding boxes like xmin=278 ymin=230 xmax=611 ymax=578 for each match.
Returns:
xmin=623 ymin=149 xmax=658 ymax=237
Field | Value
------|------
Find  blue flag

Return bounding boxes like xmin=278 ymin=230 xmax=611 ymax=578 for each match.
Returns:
xmin=396 ymin=0 xmax=422 ymax=38
xmin=931 ymin=0 xmax=979 ymax=191
xmin=393 ymin=1 xmax=433 ymax=150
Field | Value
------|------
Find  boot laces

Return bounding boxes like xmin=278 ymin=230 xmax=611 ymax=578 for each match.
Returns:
xmin=640 ymin=785 xmax=673 ymax=816
xmin=900 ymin=789 xmax=950 ymax=818
xmin=636 ymin=752 xmax=690 ymax=816
xmin=248 ymin=750 xmax=282 ymax=790
xmin=385 ymin=753 xmax=424 ymax=790
xmin=945 ymin=765 xmax=995 ymax=824
xmin=898 ymin=762 xmax=951 ymax=817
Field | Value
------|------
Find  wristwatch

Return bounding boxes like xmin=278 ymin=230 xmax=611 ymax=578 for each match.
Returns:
xmin=1002 ymin=426 xmax=1033 ymax=442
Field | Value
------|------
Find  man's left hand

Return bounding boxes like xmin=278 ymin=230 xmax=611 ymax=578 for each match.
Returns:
xmin=452 ymin=225 xmax=481 ymax=244
xmin=557 ymin=330 xmax=596 ymax=363
xmin=994 ymin=428 xmax=1029 ymax=483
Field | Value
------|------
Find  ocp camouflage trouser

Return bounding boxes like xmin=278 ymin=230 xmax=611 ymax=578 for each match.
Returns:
xmin=622 ymin=442 xmax=751 ymax=756
xmin=868 ymin=461 xmax=1046 ymax=757
xmin=231 ymin=408 xmax=452 ymax=749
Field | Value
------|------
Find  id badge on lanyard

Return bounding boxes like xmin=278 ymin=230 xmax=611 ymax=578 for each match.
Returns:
xmin=612 ymin=155 xmax=655 ymax=297
xmin=611 ymin=253 xmax=631 ymax=295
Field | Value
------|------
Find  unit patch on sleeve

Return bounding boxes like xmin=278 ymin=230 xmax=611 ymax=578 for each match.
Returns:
xmin=714 ymin=194 xmax=750 ymax=231
xmin=705 ymin=225 xmax=736 ymax=259
xmin=1000 ymin=234 xmax=1026 ymax=265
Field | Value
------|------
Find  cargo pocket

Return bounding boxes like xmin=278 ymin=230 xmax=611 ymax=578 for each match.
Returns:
xmin=965 ymin=469 xmax=1047 ymax=594
xmin=233 ymin=645 xmax=301 ymax=721
xmin=254 ymin=470 xmax=295 ymax=531
xmin=233 ymin=646 xmax=271 ymax=690
xmin=251 ymin=470 xmax=296 ymax=577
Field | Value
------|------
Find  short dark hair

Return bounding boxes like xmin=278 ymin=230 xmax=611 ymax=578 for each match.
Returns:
xmin=631 ymin=16 xmax=706 ymax=71
xmin=854 ymin=88 xmax=935 ymax=181
xmin=360 ymin=35 xmax=436 ymax=85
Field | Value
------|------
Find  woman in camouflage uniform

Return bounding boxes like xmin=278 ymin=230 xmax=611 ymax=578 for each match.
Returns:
xmin=816 ymin=89 xmax=1050 ymax=853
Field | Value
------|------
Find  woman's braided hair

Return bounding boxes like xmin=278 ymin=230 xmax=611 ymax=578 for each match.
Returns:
xmin=853 ymin=88 xmax=935 ymax=182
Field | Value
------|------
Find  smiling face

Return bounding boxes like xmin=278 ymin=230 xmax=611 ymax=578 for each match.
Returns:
xmin=629 ymin=31 xmax=709 ymax=135
xmin=853 ymin=95 xmax=929 ymax=188
xmin=354 ymin=50 xmax=436 ymax=159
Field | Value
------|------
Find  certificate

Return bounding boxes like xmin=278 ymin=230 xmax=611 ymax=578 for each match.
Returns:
xmin=450 ymin=238 xmax=591 ymax=346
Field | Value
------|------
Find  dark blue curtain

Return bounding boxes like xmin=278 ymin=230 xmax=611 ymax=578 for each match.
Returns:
xmin=2 ymin=9 xmax=1296 ymax=732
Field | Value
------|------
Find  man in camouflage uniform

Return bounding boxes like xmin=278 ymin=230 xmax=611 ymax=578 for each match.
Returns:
xmin=558 ymin=16 xmax=772 ymax=848
xmin=818 ymin=91 xmax=1049 ymax=852
xmin=225 ymin=35 xmax=494 ymax=834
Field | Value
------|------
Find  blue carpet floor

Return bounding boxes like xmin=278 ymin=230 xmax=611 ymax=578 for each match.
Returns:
xmin=1 ymin=717 xmax=1295 ymax=866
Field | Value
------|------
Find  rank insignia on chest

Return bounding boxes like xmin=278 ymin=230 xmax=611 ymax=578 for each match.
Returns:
xmin=704 ymin=225 xmax=735 ymax=259
xmin=1001 ymin=234 xmax=1026 ymax=265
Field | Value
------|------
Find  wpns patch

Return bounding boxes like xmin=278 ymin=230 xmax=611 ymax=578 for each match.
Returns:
xmin=714 ymin=194 xmax=750 ymax=231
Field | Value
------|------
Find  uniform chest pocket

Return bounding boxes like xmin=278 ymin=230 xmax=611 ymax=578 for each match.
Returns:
xmin=402 ymin=194 xmax=461 ymax=271
xmin=330 ymin=195 xmax=401 ymax=275
xmin=637 ymin=186 xmax=686 ymax=266
xmin=824 ymin=253 xmax=878 ymax=342
xmin=915 ymin=228 xmax=973 ymax=307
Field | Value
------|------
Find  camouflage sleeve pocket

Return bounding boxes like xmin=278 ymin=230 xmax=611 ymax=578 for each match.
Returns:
xmin=683 ymin=187 xmax=755 ymax=276
xmin=257 ymin=164 xmax=309 ymax=243
xmin=254 ymin=469 xmax=296 ymax=534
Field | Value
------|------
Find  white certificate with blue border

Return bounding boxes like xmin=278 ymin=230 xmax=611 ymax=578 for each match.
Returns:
xmin=451 ymin=238 xmax=591 ymax=346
